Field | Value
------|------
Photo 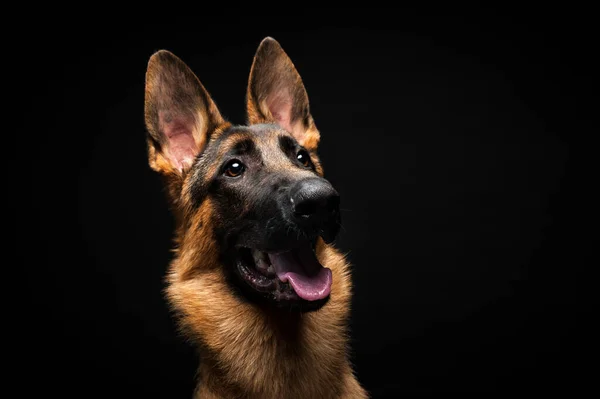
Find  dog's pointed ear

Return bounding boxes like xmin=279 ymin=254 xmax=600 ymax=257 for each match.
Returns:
xmin=246 ymin=37 xmax=320 ymax=150
xmin=145 ymin=50 xmax=226 ymax=174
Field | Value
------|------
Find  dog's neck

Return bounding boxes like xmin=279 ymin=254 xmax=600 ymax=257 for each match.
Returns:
xmin=195 ymin=311 xmax=354 ymax=399
xmin=166 ymin=240 xmax=366 ymax=399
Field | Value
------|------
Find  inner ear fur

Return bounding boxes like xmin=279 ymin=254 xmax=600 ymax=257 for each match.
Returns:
xmin=145 ymin=50 xmax=226 ymax=175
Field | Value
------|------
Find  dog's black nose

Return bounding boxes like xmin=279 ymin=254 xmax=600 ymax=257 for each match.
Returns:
xmin=290 ymin=178 xmax=340 ymax=243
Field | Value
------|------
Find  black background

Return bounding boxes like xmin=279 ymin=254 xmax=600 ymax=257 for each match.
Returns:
xmin=11 ymin=8 xmax=594 ymax=398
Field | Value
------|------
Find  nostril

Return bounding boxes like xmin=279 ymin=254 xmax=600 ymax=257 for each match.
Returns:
xmin=293 ymin=194 xmax=339 ymax=219
xmin=294 ymin=199 xmax=319 ymax=217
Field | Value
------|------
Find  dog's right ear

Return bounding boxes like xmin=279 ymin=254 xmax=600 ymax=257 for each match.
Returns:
xmin=246 ymin=37 xmax=320 ymax=151
xmin=144 ymin=50 xmax=226 ymax=175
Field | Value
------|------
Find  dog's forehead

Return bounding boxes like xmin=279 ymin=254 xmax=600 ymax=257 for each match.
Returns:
xmin=219 ymin=123 xmax=290 ymax=147
xmin=245 ymin=123 xmax=286 ymax=136
xmin=209 ymin=123 xmax=296 ymax=160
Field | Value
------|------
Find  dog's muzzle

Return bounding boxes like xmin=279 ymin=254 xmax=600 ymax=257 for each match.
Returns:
xmin=231 ymin=176 xmax=342 ymax=308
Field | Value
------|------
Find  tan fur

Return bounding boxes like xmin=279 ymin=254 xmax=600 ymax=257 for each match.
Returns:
xmin=167 ymin=229 xmax=366 ymax=398
xmin=144 ymin=38 xmax=367 ymax=398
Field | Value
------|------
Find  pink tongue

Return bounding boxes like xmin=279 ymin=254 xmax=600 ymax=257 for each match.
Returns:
xmin=268 ymin=248 xmax=332 ymax=301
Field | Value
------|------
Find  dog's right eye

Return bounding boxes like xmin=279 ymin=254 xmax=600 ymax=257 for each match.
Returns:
xmin=224 ymin=159 xmax=245 ymax=177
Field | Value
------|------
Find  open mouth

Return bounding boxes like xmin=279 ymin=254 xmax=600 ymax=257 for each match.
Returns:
xmin=235 ymin=241 xmax=332 ymax=303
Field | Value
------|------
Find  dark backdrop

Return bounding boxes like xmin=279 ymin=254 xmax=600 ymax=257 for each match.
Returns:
xmin=11 ymin=9 xmax=593 ymax=398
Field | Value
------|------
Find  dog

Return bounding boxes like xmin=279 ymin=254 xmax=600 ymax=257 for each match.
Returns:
xmin=143 ymin=37 xmax=368 ymax=398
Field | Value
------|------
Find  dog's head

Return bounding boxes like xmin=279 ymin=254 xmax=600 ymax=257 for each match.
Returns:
xmin=144 ymin=38 xmax=341 ymax=311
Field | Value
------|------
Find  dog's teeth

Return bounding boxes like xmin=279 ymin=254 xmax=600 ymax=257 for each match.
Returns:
xmin=252 ymin=249 xmax=262 ymax=261
xmin=258 ymin=251 xmax=270 ymax=264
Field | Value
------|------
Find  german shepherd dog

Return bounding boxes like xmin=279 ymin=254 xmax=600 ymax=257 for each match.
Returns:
xmin=144 ymin=37 xmax=368 ymax=398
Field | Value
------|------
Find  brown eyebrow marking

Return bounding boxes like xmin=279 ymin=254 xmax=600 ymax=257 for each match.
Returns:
xmin=278 ymin=134 xmax=297 ymax=154
xmin=216 ymin=132 xmax=256 ymax=159
xmin=229 ymin=138 xmax=257 ymax=157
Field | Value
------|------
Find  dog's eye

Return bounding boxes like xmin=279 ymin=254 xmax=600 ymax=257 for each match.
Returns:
xmin=297 ymin=150 xmax=311 ymax=167
xmin=224 ymin=159 xmax=245 ymax=177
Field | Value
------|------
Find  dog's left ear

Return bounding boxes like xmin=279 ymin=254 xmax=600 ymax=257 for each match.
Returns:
xmin=246 ymin=37 xmax=320 ymax=150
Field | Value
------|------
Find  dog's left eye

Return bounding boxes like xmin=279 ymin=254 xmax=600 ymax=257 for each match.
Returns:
xmin=224 ymin=159 xmax=245 ymax=177
xmin=297 ymin=150 xmax=311 ymax=167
